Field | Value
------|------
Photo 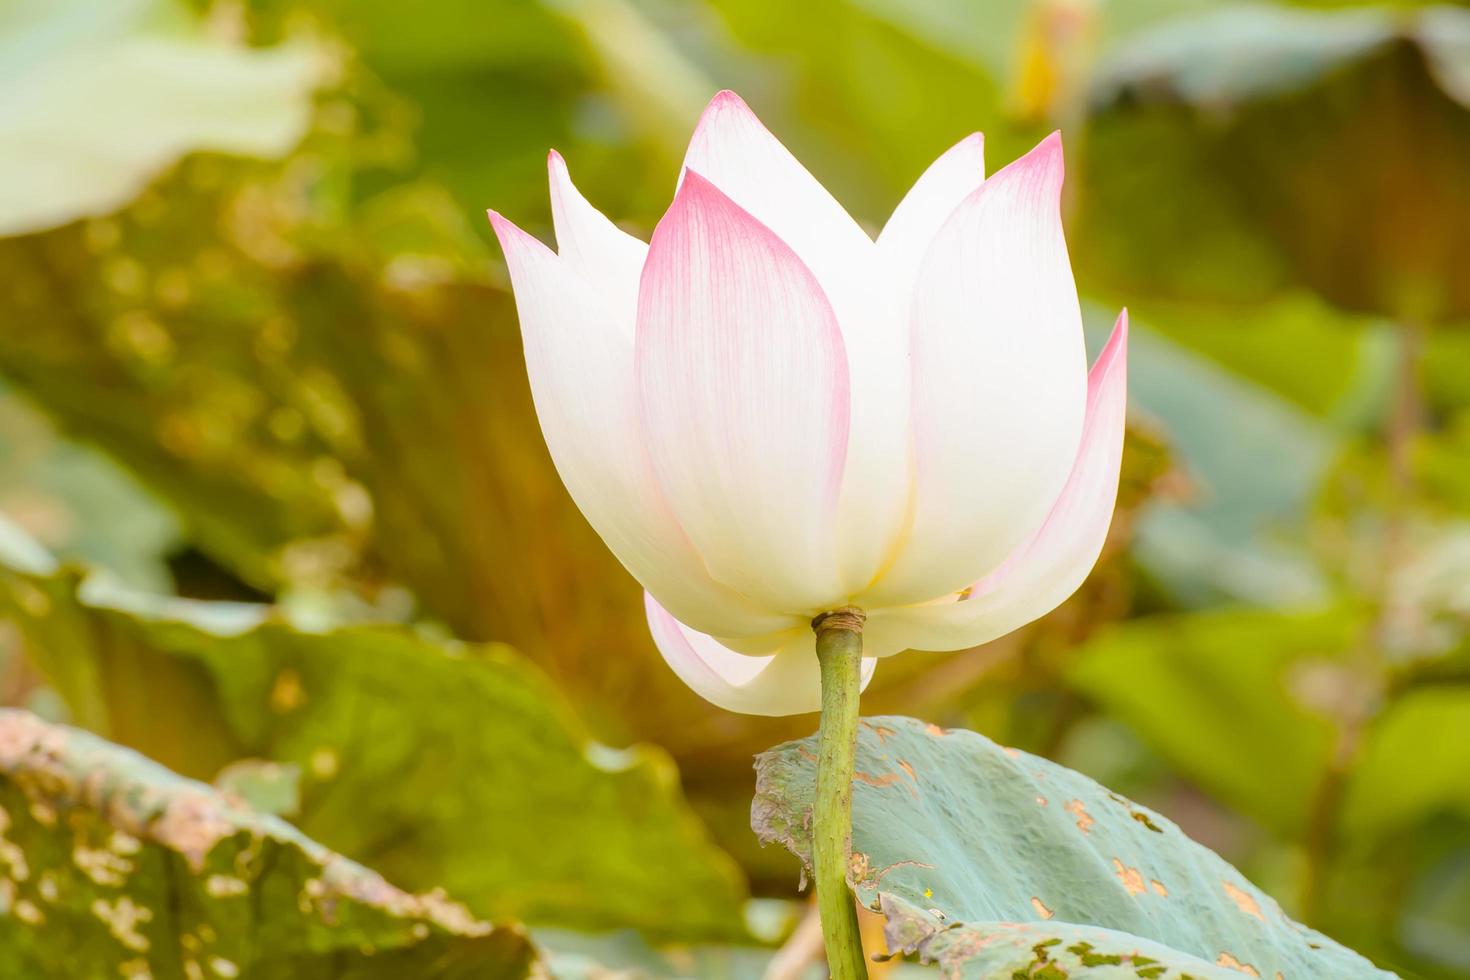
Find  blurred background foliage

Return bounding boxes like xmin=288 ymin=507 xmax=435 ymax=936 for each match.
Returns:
xmin=1 ymin=0 xmax=1469 ymax=975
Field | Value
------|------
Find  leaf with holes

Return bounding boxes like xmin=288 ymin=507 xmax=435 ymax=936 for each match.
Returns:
xmin=0 ymin=709 xmax=539 ymax=979
xmin=753 ymin=716 xmax=1396 ymax=979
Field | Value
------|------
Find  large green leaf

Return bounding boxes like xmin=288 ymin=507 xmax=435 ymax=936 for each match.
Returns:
xmin=0 ymin=708 xmax=539 ymax=979
xmin=753 ymin=716 xmax=1393 ymax=978
xmin=0 ymin=0 xmax=320 ymax=237
xmin=0 ymin=526 xmax=749 ymax=940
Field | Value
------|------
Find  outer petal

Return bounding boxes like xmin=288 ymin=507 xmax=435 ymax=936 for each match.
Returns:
xmin=683 ymin=91 xmax=907 ymax=593
xmin=488 ymin=209 xmax=789 ymax=638
xmin=636 ymin=171 xmax=850 ymax=612
xmin=863 ymin=132 xmax=1088 ymax=607
xmin=876 ymin=132 xmax=985 ymax=302
xmin=547 ymin=149 xmax=646 ymax=327
xmin=646 ymin=593 xmax=876 ymax=716
xmin=865 ymin=311 xmax=1128 ymax=654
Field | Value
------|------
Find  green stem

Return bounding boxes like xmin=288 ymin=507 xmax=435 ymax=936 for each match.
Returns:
xmin=812 ymin=607 xmax=869 ymax=980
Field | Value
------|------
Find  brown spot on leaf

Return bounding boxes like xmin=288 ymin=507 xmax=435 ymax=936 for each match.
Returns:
xmin=1030 ymin=897 xmax=1054 ymax=919
xmin=154 ymin=792 xmax=237 ymax=873
xmin=1064 ymin=799 xmax=1094 ymax=833
xmin=868 ymin=724 xmax=897 ymax=742
xmin=1002 ymin=747 xmax=1020 ymax=759
xmin=73 ymin=843 xmax=129 ymax=886
xmin=92 ymin=896 xmax=152 ymax=953
xmin=1131 ymin=810 xmax=1163 ymax=832
xmin=1112 ymin=858 xmax=1146 ymax=896
xmin=205 ymin=874 xmax=248 ymax=898
xmin=854 ymin=771 xmax=901 ymax=788
xmin=1036 ymin=796 xmax=1048 ymax=806
xmin=1223 ymin=881 xmax=1266 ymax=921
xmin=1151 ymin=879 xmax=1169 ymax=897
xmin=1217 ymin=952 xmax=1260 ymax=976
xmin=924 ymin=723 xmax=947 ymax=737
xmin=898 ymin=760 xmax=916 ymax=782
xmin=866 ymin=859 xmax=935 ymax=888
xmin=0 ymin=712 xmax=61 ymax=768
xmin=0 ymin=809 xmax=28 ymax=882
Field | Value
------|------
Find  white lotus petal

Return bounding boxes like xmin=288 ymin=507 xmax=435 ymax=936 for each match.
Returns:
xmin=864 ymin=133 xmax=1088 ymax=608
xmin=489 ymin=209 xmax=787 ymax=637
xmin=865 ymin=311 xmax=1128 ymax=653
xmin=646 ymin=593 xmax=877 ymax=716
xmin=681 ymin=91 xmax=911 ymax=593
xmin=636 ymin=171 xmax=850 ymax=612
xmin=547 ymin=149 xmax=646 ymax=329
xmin=877 ymin=132 xmax=985 ymax=303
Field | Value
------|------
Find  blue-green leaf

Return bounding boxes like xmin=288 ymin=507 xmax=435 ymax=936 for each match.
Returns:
xmin=753 ymin=716 xmax=1394 ymax=979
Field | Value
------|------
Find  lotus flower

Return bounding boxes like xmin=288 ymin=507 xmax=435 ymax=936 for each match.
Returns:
xmin=488 ymin=91 xmax=1127 ymax=716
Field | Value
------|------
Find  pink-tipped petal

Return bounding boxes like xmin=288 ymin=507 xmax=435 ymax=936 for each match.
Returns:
xmin=488 ymin=209 xmax=789 ymax=638
xmin=865 ymin=310 xmax=1128 ymax=653
xmin=547 ymin=150 xmax=647 ymax=327
xmin=877 ymin=132 xmax=985 ymax=298
xmin=646 ymin=593 xmax=876 ymax=716
xmin=636 ymin=172 xmax=850 ymax=611
xmin=863 ymin=132 xmax=1089 ymax=608
xmin=682 ymin=91 xmax=915 ymax=592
